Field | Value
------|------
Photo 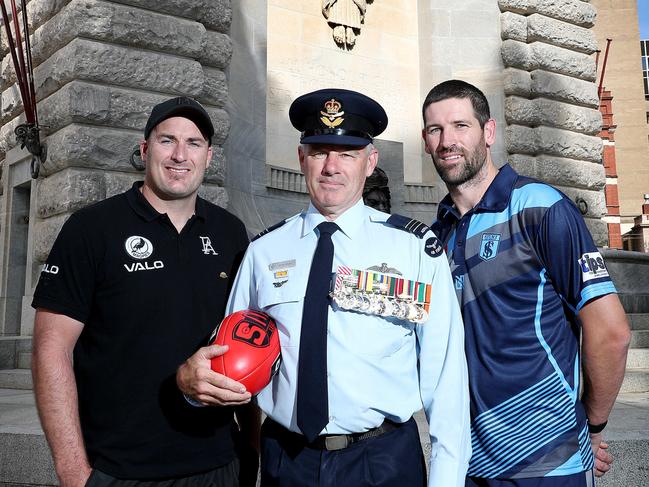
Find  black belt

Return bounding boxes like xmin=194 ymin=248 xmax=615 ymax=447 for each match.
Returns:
xmin=263 ymin=418 xmax=404 ymax=451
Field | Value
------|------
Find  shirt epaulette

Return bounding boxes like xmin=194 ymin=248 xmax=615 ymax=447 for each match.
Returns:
xmin=252 ymin=219 xmax=289 ymax=242
xmin=386 ymin=214 xmax=430 ymax=239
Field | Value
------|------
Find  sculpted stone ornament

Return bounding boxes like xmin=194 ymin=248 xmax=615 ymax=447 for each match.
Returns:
xmin=322 ymin=0 xmax=371 ymax=49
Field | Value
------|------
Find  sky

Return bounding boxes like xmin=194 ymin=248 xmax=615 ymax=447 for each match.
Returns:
xmin=639 ymin=0 xmax=649 ymax=38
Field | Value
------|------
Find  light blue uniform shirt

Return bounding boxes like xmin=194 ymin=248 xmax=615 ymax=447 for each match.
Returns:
xmin=226 ymin=199 xmax=471 ymax=486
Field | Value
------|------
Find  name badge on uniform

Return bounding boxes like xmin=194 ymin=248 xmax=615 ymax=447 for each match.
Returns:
xmin=330 ymin=266 xmax=431 ymax=324
xmin=269 ymin=260 xmax=295 ymax=287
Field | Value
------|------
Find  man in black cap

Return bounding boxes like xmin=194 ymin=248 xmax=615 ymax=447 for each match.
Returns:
xmin=178 ymin=89 xmax=470 ymax=486
xmin=32 ymin=97 xmax=257 ymax=487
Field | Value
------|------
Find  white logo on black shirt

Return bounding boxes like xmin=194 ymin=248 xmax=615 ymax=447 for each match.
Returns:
xmin=125 ymin=236 xmax=153 ymax=260
xmin=199 ymin=236 xmax=218 ymax=255
xmin=124 ymin=261 xmax=164 ymax=273
xmin=42 ymin=264 xmax=59 ymax=275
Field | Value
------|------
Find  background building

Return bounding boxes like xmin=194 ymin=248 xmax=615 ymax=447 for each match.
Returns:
xmin=591 ymin=1 xmax=649 ymax=246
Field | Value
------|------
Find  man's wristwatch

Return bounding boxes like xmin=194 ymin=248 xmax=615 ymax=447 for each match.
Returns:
xmin=587 ymin=419 xmax=608 ymax=434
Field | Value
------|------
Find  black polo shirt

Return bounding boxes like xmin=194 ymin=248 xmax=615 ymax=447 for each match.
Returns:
xmin=32 ymin=182 xmax=249 ymax=479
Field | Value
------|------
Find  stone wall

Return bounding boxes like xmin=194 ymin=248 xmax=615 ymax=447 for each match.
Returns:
xmin=0 ymin=0 xmax=233 ymax=334
xmin=498 ymin=0 xmax=608 ymax=244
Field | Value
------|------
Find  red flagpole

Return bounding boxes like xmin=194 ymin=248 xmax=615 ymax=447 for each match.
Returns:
xmin=20 ymin=0 xmax=37 ymax=124
xmin=0 ymin=1 xmax=29 ymax=113
xmin=9 ymin=0 xmax=34 ymax=122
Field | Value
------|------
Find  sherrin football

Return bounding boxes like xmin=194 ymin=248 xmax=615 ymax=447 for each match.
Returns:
xmin=209 ymin=309 xmax=281 ymax=395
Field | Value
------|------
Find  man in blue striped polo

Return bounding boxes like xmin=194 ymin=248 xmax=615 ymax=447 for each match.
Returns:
xmin=422 ymin=79 xmax=631 ymax=487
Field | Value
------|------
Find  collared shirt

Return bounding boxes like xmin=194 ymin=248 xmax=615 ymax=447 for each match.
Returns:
xmin=432 ymin=165 xmax=617 ymax=479
xmin=227 ymin=199 xmax=471 ymax=486
xmin=32 ymin=182 xmax=249 ymax=479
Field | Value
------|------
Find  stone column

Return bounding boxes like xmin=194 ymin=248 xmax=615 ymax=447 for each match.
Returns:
xmin=498 ymin=0 xmax=608 ymax=245
xmin=0 ymin=0 xmax=233 ymax=336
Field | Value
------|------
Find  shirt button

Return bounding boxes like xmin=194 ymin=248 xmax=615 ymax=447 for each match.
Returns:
xmin=329 ymin=416 xmax=335 ymax=422
xmin=457 ymin=240 xmax=463 ymax=246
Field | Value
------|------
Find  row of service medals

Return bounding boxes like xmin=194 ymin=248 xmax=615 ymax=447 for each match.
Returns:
xmin=330 ymin=266 xmax=432 ymax=324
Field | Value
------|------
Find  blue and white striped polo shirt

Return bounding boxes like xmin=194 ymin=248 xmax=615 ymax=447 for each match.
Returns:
xmin=432 ymin=164 xmax=616 ymax=479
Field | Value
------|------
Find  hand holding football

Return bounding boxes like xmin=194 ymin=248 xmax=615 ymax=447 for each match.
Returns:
xmin=209 ymin=309 xmax=281 ymax=395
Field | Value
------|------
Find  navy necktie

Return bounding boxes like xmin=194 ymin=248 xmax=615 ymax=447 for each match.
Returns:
xmin=297 ymin=221 xmax=339 ymax=442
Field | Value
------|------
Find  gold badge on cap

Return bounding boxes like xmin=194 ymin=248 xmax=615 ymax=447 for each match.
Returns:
xmin=320 ymin=98 xmax=345 ymax=128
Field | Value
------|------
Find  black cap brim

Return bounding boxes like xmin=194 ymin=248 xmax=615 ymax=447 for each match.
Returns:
xmin=300 ymin=132 xmax=371 ymax=147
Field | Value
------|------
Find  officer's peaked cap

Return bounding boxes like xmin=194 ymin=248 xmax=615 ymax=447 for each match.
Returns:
xmin=289 ymin=88 xmax=388 ymax=147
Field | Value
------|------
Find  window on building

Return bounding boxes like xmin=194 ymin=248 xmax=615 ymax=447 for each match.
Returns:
xmin=643 ymin=40 xmax=649 ymax=100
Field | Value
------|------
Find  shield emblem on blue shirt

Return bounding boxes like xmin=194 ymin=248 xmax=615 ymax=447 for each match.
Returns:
xmin=479 ymin=233 xmax=501 ymax=261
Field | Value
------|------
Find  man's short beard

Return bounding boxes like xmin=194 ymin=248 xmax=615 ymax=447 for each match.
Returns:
xmin=433 ymin=142 xmax=488 ymax=188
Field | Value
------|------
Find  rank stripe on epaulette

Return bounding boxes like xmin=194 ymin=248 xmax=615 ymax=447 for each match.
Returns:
xmin=405 ymin=219 xmax=427 ymax=236
xmin=386 ymin=214 xmax=430 ymax=239
xmin=252 ymin=219 xmax=288 ymax=242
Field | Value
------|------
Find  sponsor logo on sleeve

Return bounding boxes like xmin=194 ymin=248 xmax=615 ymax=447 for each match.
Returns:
xmin=42 ymin=264 xmax=59 ymax=275
xmin=578 ymin=252 xmax=609 ymax=282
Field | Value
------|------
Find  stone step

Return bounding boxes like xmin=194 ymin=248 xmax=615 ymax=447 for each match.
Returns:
xmin=16 ymin=351 xmax=31 ymax=370
xmin=626 ymin=348 xmax=649 ymax=369
xmin=0 ymin=370 xmax=32 ymax=390
xmin=0 ymin=337 xmax=32 ymax=369
xmin=598 ymin=392 xmax=649 ymax=486
xmin=620 ymin=369 xmax=649 ymax=394
xmin=1 ymin=390 xmax=647 ymax=486
xmin=628 ymin=313 xmax=649 ymax=330
xmin=629 ymin=329 xmax=649 ymax=349
xmin=0 ymin=432 xmax=56 ymax=486
xmin=0 ymin=389 xmax=56 ymax=486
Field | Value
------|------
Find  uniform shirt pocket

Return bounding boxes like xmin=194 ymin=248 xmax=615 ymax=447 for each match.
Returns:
xmin=338 ymin=312 xmax=413 ymax=358
xmin=256 ymin=277 xmax=305 ymax=348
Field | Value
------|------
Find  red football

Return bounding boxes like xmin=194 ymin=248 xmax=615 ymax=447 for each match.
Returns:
xmin=209 ymin=310 xmax=281 ymax=395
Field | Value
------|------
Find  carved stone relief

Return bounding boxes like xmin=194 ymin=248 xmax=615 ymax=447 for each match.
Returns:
xmin=322 ymin=0 xmax=373 ymax=49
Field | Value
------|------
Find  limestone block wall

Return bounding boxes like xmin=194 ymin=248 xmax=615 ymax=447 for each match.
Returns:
xmin=0 ymin=0 xmax=233 ymax=334
xmin=498 ymin=0 xmax=608 ymax=245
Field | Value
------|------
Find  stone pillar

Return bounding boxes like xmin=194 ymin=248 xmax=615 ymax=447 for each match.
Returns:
xmin=0 ymin=0 xmax=233 ymax=336
xmin=498 ymin=0 xmax=608 ymax=245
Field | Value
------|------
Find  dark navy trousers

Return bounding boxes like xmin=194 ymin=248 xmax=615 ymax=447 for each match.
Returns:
xmin=260 ymin=417 xmax=426 ymax=487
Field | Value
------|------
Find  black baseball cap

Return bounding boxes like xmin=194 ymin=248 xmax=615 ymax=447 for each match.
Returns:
xmin=144 ymin=97 xmax=214 ymax=143
xmin=289 ymin=88 xmax=388 ymax=147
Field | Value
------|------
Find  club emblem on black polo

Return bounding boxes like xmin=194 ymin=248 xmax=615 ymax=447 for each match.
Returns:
xmin=479 ymin=233 xmax=501 ymax=261
xmin=125 ymin=236 xmax=153 ymax=259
